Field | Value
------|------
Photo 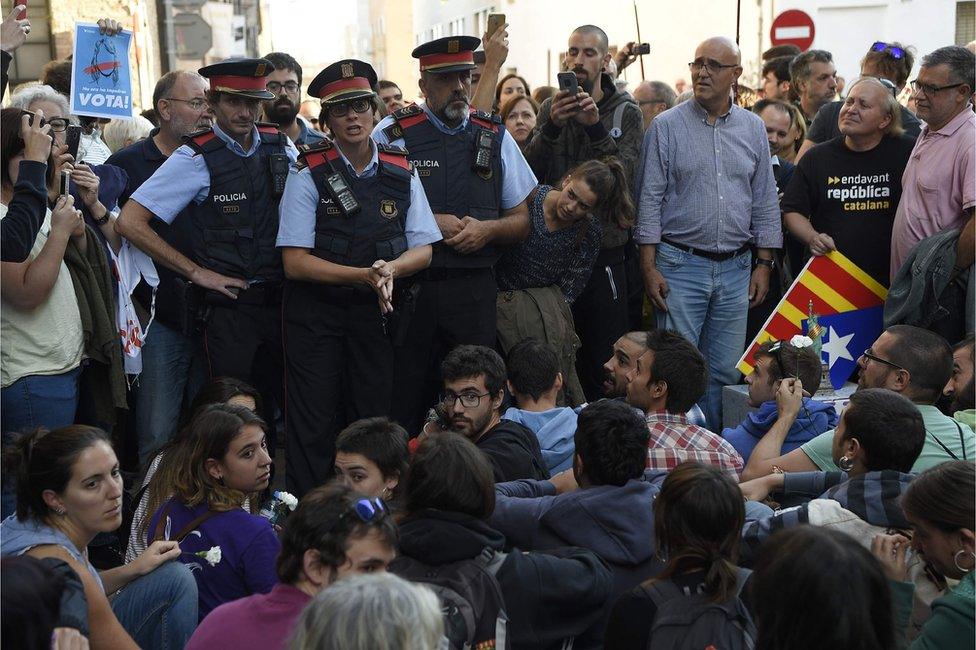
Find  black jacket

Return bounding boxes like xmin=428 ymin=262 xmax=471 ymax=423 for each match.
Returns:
xmin=397 ymin=509 xmax=613 ymax=650
xmin=478 ymin=420 xmax=550 ymax=483
xmin=1 ymin=160 xmax=47 ymax=263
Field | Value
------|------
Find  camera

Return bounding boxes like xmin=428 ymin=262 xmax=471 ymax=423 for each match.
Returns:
xmin=633 ymin=43 xmax=650 ymax=55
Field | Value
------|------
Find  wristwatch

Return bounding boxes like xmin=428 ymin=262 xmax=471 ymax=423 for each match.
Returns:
xmin=93 ymin=207 xmax=113 ymax=226
xmin=755 ymin=258 xmax=775 ymax=270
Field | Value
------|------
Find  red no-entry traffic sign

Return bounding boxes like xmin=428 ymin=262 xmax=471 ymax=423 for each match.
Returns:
xmin=770 ymin=9 xmax=815 ymax=52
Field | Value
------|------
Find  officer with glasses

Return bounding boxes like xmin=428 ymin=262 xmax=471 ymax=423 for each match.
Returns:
xmin=276 ymin=59 xmax=441 ymax=497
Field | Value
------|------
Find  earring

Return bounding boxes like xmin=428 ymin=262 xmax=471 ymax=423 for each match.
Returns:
xmin=381 ymin=487 xmax=392 ymax=500
xmin=838 ymin=456 xmax=854 ymax=472
xmin=954 ymin=549 xmax=975 ymax=573
xmin=217 ymin=476 xmax=225 ymax=487
xmin=54 ymin=507 xmax=65 ymax=516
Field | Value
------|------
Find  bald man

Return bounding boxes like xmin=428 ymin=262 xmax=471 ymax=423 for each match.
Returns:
xmin=633 ymin=36 xmax=781 ymax=430
xmin=633 ymin=80 xmax=677 ymax=131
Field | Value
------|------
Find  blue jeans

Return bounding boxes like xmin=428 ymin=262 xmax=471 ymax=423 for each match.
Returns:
xmin=1 ymin=367 xmax=82 ymax=519
xmin=654 ymin=242 xmax=751 ymax=431
xmin=110 ymin=560 xmax=198 ymax=649
xmin=135 ymin=321 xmax=205 ymax=469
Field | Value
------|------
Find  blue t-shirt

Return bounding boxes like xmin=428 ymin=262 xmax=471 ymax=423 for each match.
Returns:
xmin=147 ymin=498 xmax=280 ymax=620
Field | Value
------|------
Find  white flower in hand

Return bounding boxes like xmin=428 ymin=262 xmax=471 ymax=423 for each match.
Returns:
xmin=790 ymin=335 xmax=814 ymax=349
xmin=195 ymin=546 xmax=222 ymax=567
xmin=276 ymin=491 xmax=298 ymax=511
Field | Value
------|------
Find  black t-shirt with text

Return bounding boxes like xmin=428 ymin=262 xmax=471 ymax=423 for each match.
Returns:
xmin=780 ymin=134 xmax=915 ymax=286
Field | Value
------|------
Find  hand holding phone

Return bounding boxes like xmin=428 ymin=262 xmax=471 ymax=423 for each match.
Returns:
xmin=557 ymin=71 xmax=579 ymax=96
xmin=59 ymin=169 xmax=71 ymax=196
xmin=486 ymin=13 xmax=505 ymax=38
xmin=15 ymin=1 xmax=27 ymax=21
xmin=65 ymin=124 xmax=82 ymax=162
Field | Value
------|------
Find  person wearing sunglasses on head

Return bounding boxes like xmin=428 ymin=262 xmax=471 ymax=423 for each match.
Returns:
xmin=185 ymin=484 xmax=397 ymax=650
xmin=796 ymin=41 xmax=922 ymax=163
xmin=741 ymin=325 xmax=975 ymax=482
xmin=276 ymin=59 xmax=441 ymax=498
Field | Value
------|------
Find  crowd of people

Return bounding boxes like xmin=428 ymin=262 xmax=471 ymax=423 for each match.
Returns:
xmin=0 ymin=3 xmax=974 ymax=649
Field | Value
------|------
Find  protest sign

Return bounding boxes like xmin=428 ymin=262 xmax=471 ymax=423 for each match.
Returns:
xmin=69 ymin=22 xmax=133 ymax=120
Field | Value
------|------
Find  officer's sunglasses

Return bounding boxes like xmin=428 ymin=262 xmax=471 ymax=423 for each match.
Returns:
xmin=870 ymin=42 xmax=906 ymax=60
xmin=327 ymin=98 xmax=372 ymax=118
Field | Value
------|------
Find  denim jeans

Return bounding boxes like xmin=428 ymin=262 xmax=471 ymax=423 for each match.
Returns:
xmin=110 ymin=560 xmax=198 ymax=649
xmin=654 ymin=242 xmax=752 ymax=431
xmin=0 ymin=367 xmax=82 ymax=519
xmin=135 ymin=321 xmax=206 ymax=469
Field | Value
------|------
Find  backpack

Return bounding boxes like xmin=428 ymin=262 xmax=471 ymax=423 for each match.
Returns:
xmin=644 ymin=567 xmax=756 ymax=650
xmin=390 ymin=546 xmax=510 ymax=650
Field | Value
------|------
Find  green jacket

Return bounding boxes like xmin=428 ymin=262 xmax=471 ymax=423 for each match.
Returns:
xmin=891 ymin=570 xmax=975 ymax=649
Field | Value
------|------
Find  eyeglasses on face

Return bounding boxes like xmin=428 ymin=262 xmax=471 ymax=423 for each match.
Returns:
xmin=266 ymin=81 xmax=300 ymax=94
xmin=688 ymin=58 xmax=738 ymax=73
xmin=165 ymin=97 xmax=208 ymax=111
xmin=909 ymin=79 xmax=967 ymax=96
xmin=870 ymin=41 xmax=906 ymax=60
xmin=20 ymin=111 xmax=70 ymax=132
xmin=440 ymin=391 xmax=491 ymax=408
xmin=327 ymin=98 xmax=372 ymax=118
xmin=861 ymin=349 xmax=906 ymax=372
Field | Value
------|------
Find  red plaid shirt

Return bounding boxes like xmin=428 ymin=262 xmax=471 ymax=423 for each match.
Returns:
xmin=644 ymin=411 xmax=743 ymax=478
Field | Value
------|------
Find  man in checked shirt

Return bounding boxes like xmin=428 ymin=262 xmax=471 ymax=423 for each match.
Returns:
xmin=624 ymin=329 xmax=743 ymax=479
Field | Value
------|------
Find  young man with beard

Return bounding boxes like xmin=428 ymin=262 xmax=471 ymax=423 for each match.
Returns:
xmin=262 ymin=52 xmax=326 ymax=147
xmin=106 ymin=70 xmax=214 ymax=467
xmin=741 ymin=325 xmax=975 ymax=480
xmin=945 ymin=335 xmax=975 ymax=429
xmin=422 ymin=345 xmax=549 ymax=483
xmin=372 ymin=37 xmax=537 ymax=433
xmin=789 ymin=50 xmax=838 ymax=125
xmin=524 ymin=24 xmax=644 ymax=402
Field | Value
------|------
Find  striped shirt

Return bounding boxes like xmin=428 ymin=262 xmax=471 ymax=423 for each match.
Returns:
xmin=634 ymin=99 xmax=782 ymax=252
xmin=644 ymin=411 xmax=743 ymax=478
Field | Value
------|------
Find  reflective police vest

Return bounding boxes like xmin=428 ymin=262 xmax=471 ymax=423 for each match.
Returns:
xmin=384 ymin=104 xmax=503 ymax=268
xmin=298 ymin=141 xmax=411 ymax=268
xmin=181 ymin=123 xmax=286 ymax=282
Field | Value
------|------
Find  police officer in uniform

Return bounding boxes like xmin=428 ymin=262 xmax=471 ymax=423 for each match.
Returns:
xmin=372 ymin=36 xmax=537 ymax=433
xmin=276 ymin=59 xmax=441 ymax=496
xmin=116 ymin=58 xmax=298 ymax=447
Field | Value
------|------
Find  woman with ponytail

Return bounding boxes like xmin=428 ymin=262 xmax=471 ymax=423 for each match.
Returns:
xmin=495 ymin=158 xmax=634 ymax=406
xmin=605 ymin=461 xmax=752 ymax=649
xmin=1 ymin=425 xmax=197 ymax=649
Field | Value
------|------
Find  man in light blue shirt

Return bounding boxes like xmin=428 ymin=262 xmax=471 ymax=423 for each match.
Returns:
xmin=116 ymin=57 xmax=298 ymax=453
xmin=634 ymin=36 xmax=781 ymax=430
xmin=370 ymin=35 xmax=537 ymax=433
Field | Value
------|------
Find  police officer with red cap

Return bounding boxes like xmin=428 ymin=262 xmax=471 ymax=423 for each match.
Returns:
xmin=372 ymin=36 xmax=538 ymax=433
xmin=277 ymin=59 xmax=441 ymax=495
xmin=117 ymin=58 xmax=298 ymax=448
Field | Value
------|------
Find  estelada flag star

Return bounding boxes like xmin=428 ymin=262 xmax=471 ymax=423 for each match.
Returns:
xmin=737 ymin=250 xmax=888 ymax=387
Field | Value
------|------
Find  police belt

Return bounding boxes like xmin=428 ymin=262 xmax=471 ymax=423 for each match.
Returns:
xmin=413 ymin=267 xmax=494 ymax=282
xmin=660 ymin=238 xmax=750 ymax=262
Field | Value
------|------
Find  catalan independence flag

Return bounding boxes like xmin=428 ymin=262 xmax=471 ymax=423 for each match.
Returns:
xmin=736 ymin=250 xmax=888 ymax=377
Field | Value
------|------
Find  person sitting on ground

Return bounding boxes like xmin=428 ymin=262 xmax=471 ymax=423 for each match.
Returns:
xmin=723 ymin=339 xmax=837 ymax=464
xmin=420 ymin=345 xmax=549 ymax=483
xmin=741 ymin=325 xmax=975 ymax=480
xmin=392 ymin=431 xmax=613 ymax=650
xmin=495 ymin=158 xmax=632 ymax=407
xmin=490 ymin=399 xmax=665 ymax=644
xmin=502 ymin=338 xmax=579 ymax=474
xmin=146 ymin=403 xmax=278 ymax=621
xmin=737 ymin=388 xmax=925 ymax=565
xmin=945 ymin=335 xmax=975 ymax=430
xmin=185 ymin=483 xmax=398 ymax=650
xmin=289 ymin=573 xmax=443 ymax=650
xmin=872 ymin=460 xmax=975 ymax=650
xmin=624 ymin=330 xmax=744 ymax=477
xmin=1 ymin=425 xmax=198 ymax=649
xmin=605 ymin=462 xmax=754 ymax=649
xmin=752 ymin=526 xmax=898 ymax=650
xmin=127 ymin=376 xmax=261 ymax=563
xmin=1 ymin=553 xmax=90 ymax=650
xmin=333 ymin=417 xmax=409 ymax=503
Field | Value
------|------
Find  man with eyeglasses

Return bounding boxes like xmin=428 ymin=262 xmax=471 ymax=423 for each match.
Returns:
xmin=890 ymin=45 xmax=975 ymax=283
xmin=421 ymin=345 xmax=548 ymax=483
xmin=741 ymin=325 xmax=975 ymax=481
xmin=106 ymin=69 xmax=214 ymax=468
xmin=632 ymin=80 xmax=676 ymax=132
xmin=372 ymin=36 xmax=537 ymax=434
xmin=635 ymin=36 xmax=781 ymax=432
xmin=117 ymin=58 xmax=299 ymax=461
xmin=262 ymin=51 xmax=325 ymax=147
xmin=796 ymin=41 xmax=922 ymax=163
xmin=276 ymin=59 xmax=441 ymax=497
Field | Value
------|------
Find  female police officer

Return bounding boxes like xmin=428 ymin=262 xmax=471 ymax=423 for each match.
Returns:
xmin=276 ymin=59 xmax=441 ymax=496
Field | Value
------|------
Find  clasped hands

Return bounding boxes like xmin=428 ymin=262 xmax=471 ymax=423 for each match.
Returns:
xmin=365 ymin=260 xmax=395 ymax=314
